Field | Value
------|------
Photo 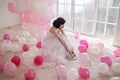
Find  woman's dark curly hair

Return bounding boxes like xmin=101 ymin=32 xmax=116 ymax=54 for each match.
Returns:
xmin=53 ymin=17 xmax=65 ymax=28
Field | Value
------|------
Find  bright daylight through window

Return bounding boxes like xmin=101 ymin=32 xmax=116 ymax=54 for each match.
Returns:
xmin=57 ymin=0 xmax=120 ymax=40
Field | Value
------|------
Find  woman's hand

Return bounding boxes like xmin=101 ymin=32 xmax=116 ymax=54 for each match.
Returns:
xmin=66 ymin=48 xmax=73 ymax=53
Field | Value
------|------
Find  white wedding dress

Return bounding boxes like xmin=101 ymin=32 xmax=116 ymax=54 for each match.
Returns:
xmin=42 ymin=32 xmax=73 ymax=65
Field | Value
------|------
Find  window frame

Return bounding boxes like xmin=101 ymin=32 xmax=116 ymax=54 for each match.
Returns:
xmin=56 ymin=0 xmax=120 ymax=40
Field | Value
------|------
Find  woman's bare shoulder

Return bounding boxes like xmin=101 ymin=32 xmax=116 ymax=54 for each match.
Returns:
xmin=49 ymin=27 xmax=60 ymax=34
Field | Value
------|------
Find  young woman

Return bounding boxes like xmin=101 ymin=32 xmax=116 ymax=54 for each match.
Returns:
xmin=42 ymin=17 xmax=77 ymax=63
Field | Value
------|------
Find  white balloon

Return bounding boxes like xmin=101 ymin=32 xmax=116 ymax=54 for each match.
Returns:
xmin=30 ymin=46 xmax=39 ymax=54
xmin=28 ymin=37 xmax=37 ymax=45
xmin=97 ymin=63 xmax=109 ymax=74
xmin=11 ymin=43 xmax=20 ymax=52
xmin=29 ymin=0 xmax=49 ymax=17
xmin=56 ymin=56 xmax=67 ymax=65
xmin=10 ymin=34 xmax=19 ymax=41
xmin=87 ymin=45 xmax=101 ymax=54
xmin=111 ymin=77 xmax=120 ymax=80
xmin=21 ymin=24 xmax=29 ymax=30
xmin=3 ymin=40 xmax=11 ymax=44
xmin=18 ymin=37 xmax=26 ymax=44
xmin=112 ymin=63 xmax=120 ymax=74
xmin=79 ymin=53 xmax=91 ymax=64
xmin=88 ymin=41 xmax=95 ymax=47
xmin=22 ymin=52 xmax=33 ymax=65
xmin=1 ymin=40 xmax=12 ymax=52
xmin=67 ymin=68 xmax=79 ymax=80
xmin=23 ymin=52 xmax=33 ymax=58
xmin=21 ymin=31 xmax=30 ymax=38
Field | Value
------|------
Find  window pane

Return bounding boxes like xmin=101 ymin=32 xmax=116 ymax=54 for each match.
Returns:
xmin=75 ymin=0 xmax=84 ymax=5
xmin=84 ymin=6 xmax=94 ymax=20
xmin=65 ymin=5 xmax=71 ymax=16
xmin=110 ymin=0 xmax=120 ymax=7
xmin=65 ymin=17 xmax=72 ymax=29
xmin=65 ymin=0 xmax=71 ymax=4
xmin=58 ymin=4 xmax=65 ymax=16
xmin=59 ymin=0 xmax=65 ymax=3
xmin=98 ymin=0 xmax=109 ymax=7
xmin=83 ymin=20 xmax=93 ymax=33
xmin=85 ymin=0 xmax=95 ymax=5
xmin=105 ymin=24 xmax=115 ymax=38
xmin=75 ymin=6 xmax=83 ymax=17
xmin=74 ymin=18 xmax=82 ymax=31
xmin=95 ymin=22 xmax=105 ymax=37
xmin=97 ymin=7 xmax=107 ymax=21
xmin=74 ymin=5 xmax=83 ymax=31
xmin=107 ymin=8 xmax=118 ymax=23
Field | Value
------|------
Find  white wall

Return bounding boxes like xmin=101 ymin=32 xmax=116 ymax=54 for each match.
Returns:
xmin=0 ymin=0 xmax=20 ymax=29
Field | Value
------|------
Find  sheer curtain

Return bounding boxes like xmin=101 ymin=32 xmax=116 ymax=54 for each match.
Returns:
xmin=113 ymin=5 xmax=120 ymax=47
xmin=0 ymin=0 xmax=20 ymax=29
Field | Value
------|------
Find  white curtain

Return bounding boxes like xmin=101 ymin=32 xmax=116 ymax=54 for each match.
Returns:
xmin=113 ymin=5 xmax=120 ymax=47
xmin=0 ymin=0 xmax=20 ymax=29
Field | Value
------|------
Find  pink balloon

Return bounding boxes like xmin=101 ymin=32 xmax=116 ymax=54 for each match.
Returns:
xmin=19 ymin=10 xmax=35 ymax=24
xmin=24 ymin=0 xmax=29 ymax=4
xmin=74 ymin=32 xmax=80 ymax=39
xmin=45 ymin=31 xmax=49 ymax=35
xmin=36 ymin=41 xmax=42 ymax=48
xmin=30 ymin=12 xmax=41 ymax=25
xmin=115 ymin=57 xmax=120 ymax=63
xmin=78 ymin=44 xmax=87 ymax=53
xmin=78 ymin=66 xmax=90 ymax=79
xmin=48 ymin=8 xmax=56 ymax=19
xmin=8 ymin=2 xmax=18 ymax=13
xmin=39 ymin=16 xmax=50 ymax=25
xmin=3 ymin=34 xmax=10 ymax=40
xmin=11 ymin=55 xmax=21 ymax=66
xmin=24 ymin=10 xmax=32 ymax=24
xmin=0 ymin=58 xmax=4 ymax=71
xmin=24 ymin=69 xmax=35 ymax=80
xmin=80 ymin=40 xmax=88 ymax=48
xmin=114 ymin=48 xmax=120 ymax=58
xmin=46 ymin=0 xmax=56 ymax=6
xmin=22 ymin=0 xmax=29 ymax=9
xmin=3 ymin=62 xmax=17 ymax=77
xmin=56 ymin=64 xmax=67 ymax=80
xmin=19 ymin=12 xmax=26 ymax=22
xmin=25 ymin=11 xmax=50 ymax=29
xmin=22 ymin=44 xmax=29 ymax=52
xmin=0 ymin=47 xmax=2 ymax=55
xmin=101 ymin=56 xmax=112 ymax=67
xmin=39 ymin=24 xmax=50 ymax=32
xmin=95 ymin=42 xmax=104 ymax=50
xmin=34 ymin=56 xmax=43 ymax=66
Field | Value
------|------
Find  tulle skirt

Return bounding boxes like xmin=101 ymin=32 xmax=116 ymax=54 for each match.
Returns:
xmin=42 ymin=33 xmax=73 ymax=65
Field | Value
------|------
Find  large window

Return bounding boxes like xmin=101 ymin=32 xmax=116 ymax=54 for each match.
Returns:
xmin=57 ymin=0 xmax=120 ymax=39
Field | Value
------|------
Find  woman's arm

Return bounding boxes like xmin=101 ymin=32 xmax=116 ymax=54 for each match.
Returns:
xmin=52 ymin=29 xmax=69 ymax=51
xmin=60 ymin=28 xmax=67 ymax=36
